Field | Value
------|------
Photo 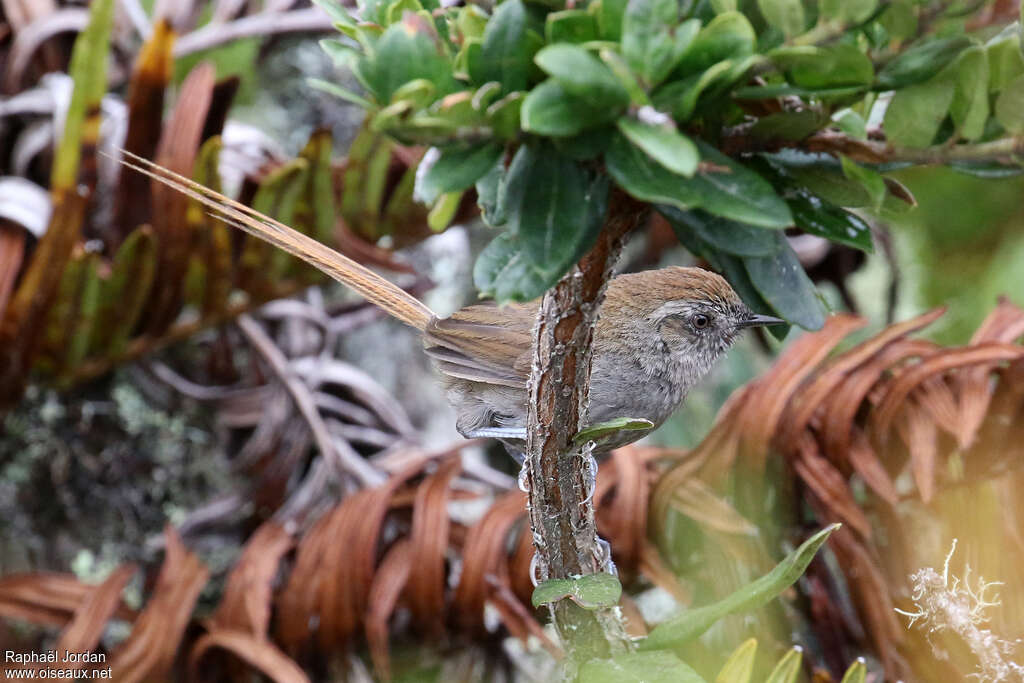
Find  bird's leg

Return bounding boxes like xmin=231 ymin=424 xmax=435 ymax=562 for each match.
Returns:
xmin=463 ymin=426 xmax=528 ymax=441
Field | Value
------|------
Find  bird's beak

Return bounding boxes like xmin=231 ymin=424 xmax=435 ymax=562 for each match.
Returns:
xmin=738 ymin=313 xmax=785 ymax=328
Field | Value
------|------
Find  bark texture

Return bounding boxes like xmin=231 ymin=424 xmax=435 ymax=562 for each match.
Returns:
xmin=524 ymin=189 xmax=648 ymax=663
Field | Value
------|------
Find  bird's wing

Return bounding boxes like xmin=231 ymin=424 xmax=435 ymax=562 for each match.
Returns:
xmin=423 ymin=301 xmax=537 ymax=389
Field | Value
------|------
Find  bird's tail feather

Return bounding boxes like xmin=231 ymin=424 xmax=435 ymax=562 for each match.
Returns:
xmin=116 ymin=150 xmax=436 ymax=331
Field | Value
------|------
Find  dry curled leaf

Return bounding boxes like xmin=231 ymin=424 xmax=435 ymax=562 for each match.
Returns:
xmin=108 ymin=526 xmax=209 ymax=683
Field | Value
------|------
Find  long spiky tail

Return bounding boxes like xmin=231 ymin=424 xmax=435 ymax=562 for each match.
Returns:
xmin=116 ymin=150 xmax=436 ymax=331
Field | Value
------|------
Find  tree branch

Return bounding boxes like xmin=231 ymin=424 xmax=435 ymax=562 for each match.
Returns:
xmin=524 ymin=189 xmax=648 ymax=664
xmin=721 ymin=127 xmax=1024 ymax=166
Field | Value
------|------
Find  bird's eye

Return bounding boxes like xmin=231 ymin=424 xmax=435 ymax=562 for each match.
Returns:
xmin=692 ymin=313 xmax=711 ymax=330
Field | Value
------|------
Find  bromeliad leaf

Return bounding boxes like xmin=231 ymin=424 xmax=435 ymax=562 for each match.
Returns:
xmin=534 ymin=44 xmax=630 ymax=108
xmin=714 ymin=639 xmax=757 ymax=683
xmin=744 ymin=232 xmax=827 ymax=330
xmin=414 ymin=143 xmax=503 ymax=205
xmin=765 ymin=647 xmax=804 ymax=683
xmin=616 ymin=116 xmax=699 ymax=176
xmin=840 ymin=659 xmax=868 ymax=683
xmin=531 ymin=572 xmax=622 ymax=609
xmin=639 ymin=524 xmax=839 ymax=651
xmin=578 ymin=652 xmax=708 ymax=683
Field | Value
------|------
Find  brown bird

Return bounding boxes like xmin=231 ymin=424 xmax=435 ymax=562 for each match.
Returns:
xmin=120 ymin=152 xmax=781 ymax=453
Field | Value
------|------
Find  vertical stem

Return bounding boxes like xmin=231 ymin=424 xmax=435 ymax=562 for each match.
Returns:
xmin=525 ymin=190 xmax=648 ymax=664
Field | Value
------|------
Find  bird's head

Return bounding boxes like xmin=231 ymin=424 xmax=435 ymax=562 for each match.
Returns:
xmin=602 ymin=266 xmax=783 ymax=374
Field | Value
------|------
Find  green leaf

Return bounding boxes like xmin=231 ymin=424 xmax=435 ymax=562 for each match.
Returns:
xmin=522 ymin=80 xmax=616 ymax=136
xmin=775 ymin=44 xmax=874 ymax=89
xmin=765 ymin=647 xmax=804 ymax=683
xmin=840 ymin=659 xmax=868 ymax=683
xmin=573 ymin=417 xmax=654 ymax=446
xmin=534 ymin=44 xmax=630 ymax=108
xmin=950 ymin=46 xmax=990 ymax=140
xmin=308 ymin=77 xmax=374 ymax=109
xmin=486 ymin=91 xmax=524 ymax=138
xmin=840 ymin=156 xmax=885 ymax=212
xmin=597 ymin=0 xmax=628 ymax=40
xmin=600 ymin=48 xmax=650 ymax=105
xmin=415 ymin=143 xmax=503 ymax=205
xmin=757 ymin=0 xmax=805 ymax=37
xmin=745 ymin=232 xmax=826 ymax=330
xmin=545 ymin=9 xmax=598 ymax=44
xmin=675 ymin=11 xmax=756 ymax=76
xmin=818 ymin=0 xmax=877 ymax=23
xmin=579 ymin=652 xmax=707 ymax=683
xmin=474 ymin=0 xmax=542 ymax=93
xmin=360 ymin=14 xmax=455 ymax=103
xmin=786 ymin=189 xmax=873 ymax=252
xmin=52 ymin=0 xmax=114 ymax=189
xmin=733 ymin=83 xmax=864 ymax=99
xmin=531 ymin=572 xmax=622 ymax=609
xmin=832 ymin=108 xmax=867 ymax=139
xmin=714 ymin=639 xmax=757 ymax=683
xmin=475 ymin=159 xmax=507 ymax=226
xmin=622 ymin=0 xmax=698 ymax=85
xmin=427 ymin=191 xmax=462 ymax=231
xmin=995 ymin=72 xmax=1024 ymax=133
xmin=314 ymin=0 xmax=357 ymax=28
xmin=455 ymin=4 xmax=489 ymax=41
xmin=554 ymin=126 xmax=615 ymax=160
xmin=659 ymin=206 xmax=781 ymax=257
xmin=357 ymin=0 xmax=391 ymax=25
xmin=505 ymin=144 xmax=608 ymax=264
xmin=607 ymin=136 xmax=791 ymax=227
xmin=616 ymin=116 xmax=698 ymax=176
xmin=750 ymin=110 xmax=828 ymax=142
xmin=101 ymin=227 xmax=157 ymax=356
xmin=883 ymin=77 xmax=955 ymax=148
xmin=986 ymin=31 xmax=1024 ymax=92
xmin=875 ymin=36 xmax=973 ymax=90
xmin=474 ymin=232 xmax=547 ymax=301
xmin=691 ymin=143 xmax=792 ymax=227
xmin=878 ymin=0 xmax=916 ymax=41
xmin=63 ymin=252 xmax=103 ymax=372
xmin=475 ymin=146 xmax=609 ymax=302
xmin=606 ymin=133 xmax=703 ymax=210
xmin=640 ymin=524 xmax=839 ymax=651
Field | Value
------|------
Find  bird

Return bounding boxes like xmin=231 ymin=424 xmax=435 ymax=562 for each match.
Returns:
xmin=119 ymin=151 xmax=782 ymax=454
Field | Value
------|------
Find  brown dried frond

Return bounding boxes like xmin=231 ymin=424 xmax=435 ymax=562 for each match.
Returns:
xmin=652 ymin=302 xmax=1024 ymax=679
